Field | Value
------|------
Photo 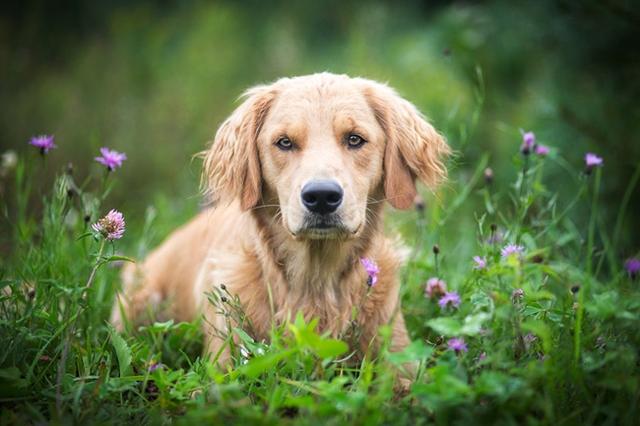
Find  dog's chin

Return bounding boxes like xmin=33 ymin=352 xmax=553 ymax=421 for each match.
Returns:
xmin=290 ymin=220 xmax=359 ymax=241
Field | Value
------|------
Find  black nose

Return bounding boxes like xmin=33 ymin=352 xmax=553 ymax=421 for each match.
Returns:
xmin=301 ymin=180 xmax=344 ymax=214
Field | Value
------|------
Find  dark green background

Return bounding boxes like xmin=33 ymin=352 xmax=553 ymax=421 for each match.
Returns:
xmin=1 ymin=0 xmax=638 ymax=254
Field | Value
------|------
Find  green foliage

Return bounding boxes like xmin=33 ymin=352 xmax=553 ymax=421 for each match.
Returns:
xmin=1 ymin=2 xmax=640 ymax=423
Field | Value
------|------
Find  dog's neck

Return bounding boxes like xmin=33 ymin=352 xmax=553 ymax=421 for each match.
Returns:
xmin=250 ymin=199 xmax=384 ymax=330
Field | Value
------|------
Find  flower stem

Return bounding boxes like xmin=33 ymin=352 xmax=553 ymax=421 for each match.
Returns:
xmin=574 ymin=167 xmax=601 ymax=367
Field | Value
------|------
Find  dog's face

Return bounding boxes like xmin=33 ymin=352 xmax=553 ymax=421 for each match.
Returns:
xmin=204 ymin=73 xmax=450 ymax=240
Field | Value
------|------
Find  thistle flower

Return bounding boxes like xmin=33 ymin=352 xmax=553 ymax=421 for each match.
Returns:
xmin=501 ymin=244 xmax=525 ymax=259
xmin=92 ymin=209 xmax=125 ymax=241
xmin=447 ymin=337 xmax=468 ymax=353
xmin=625 ymin=258 xmax=640 ymax=279
xmin=473 ymin=256 xmax=487 ymax=270
xmin=584 ymin=153 xmax=603 ymax=173
xmin=29 ymin=135 xmax=56 ymax=154
xmin=511 ymin=288 xmax=525 ymax=302
xmin=360 ymin=257 xmax=379 ymax=286
xmin=425 ymin=277 xmax=447 ymax=299
xmin=95 ymin=147 xmax=127 ymax=171
xmin=520 ymin=131 xmax=535 ymax=155
xmin=535 ymin=144 xmax=550 ymax=156
xmin=438 ymin=291 xmax=461 ymax=309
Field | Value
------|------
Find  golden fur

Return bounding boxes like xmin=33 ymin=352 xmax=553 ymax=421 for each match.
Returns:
xmin=112 ymin=73 xmax=450 ymax=375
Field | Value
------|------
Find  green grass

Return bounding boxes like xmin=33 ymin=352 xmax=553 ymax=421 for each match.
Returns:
xmin=1 ymin=133 xmax=639 ymax=425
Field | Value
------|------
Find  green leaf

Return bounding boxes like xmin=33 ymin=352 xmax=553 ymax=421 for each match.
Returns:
xmin=238 ymin=349 xmax=295 ymax=379
xmin=460 ymin=312 xmax=491 ymax=335
xmin=426 ymin=317 xmax=461 ymax=336
xmin=105 ymin=255 xmax=136 ymax=263
xmin=109 ymin=327 xmax=132 ymax=377
xmin=388 ymin=340 xmax=434 ymax=365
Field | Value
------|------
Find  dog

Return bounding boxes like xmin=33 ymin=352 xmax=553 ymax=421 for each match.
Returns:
xmin=111 ymin=72 xmax=450 ymax=374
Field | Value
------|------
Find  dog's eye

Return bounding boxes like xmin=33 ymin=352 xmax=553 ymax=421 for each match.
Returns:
xmin=346 ymin=134 xmax=366 ymax=149
xmin=275 ymin=137 xmax=293 ymax=151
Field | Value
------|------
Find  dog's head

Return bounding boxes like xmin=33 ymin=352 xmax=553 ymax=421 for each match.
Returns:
xmin=203 ymin=73 xmax=450 ymax=240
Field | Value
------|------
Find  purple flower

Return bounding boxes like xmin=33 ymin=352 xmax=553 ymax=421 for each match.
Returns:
xmin=501 ymin=244 xmax=525 ymax=259
xmin=95 ymin=147 xmax=127 ymax=171
xmin=92 ymin=209 xmax=126 ymax=241
xmin=360 ymin=257 xmax=379 ymax=286
xmin=535 ymin=144 xmax=550 ymax=156
xmin=473 ymin=256 xmax=487 ymax=270
xmin=425 ymin=277 xmax=447 ymax=299
xmin=625 ymin=258 xmax=640 ymax=279
xmin=447 ymin=337 xmax=468 ymax=353
xmin=148 ymin=361 xmax=164 ymax=372
xmin=584 ymin=153 xmax=603 ymax=172
xmin=438 ymin=291 xmax=461 ymax=309
xmin=477 ymin=351 xmax=487 ymax=362
xmin=520 ymin=131 xmax=535 ymax=155
xmin=29 ymin=135 xmax=56 ymax=154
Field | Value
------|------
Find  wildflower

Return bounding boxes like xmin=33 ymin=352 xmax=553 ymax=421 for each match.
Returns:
xmin=95 ymin=147 xmax=127 ymax=171
xmin=91 ymin=209 xmax=126 ymax=241
xmin=584 ymin=153 xmax=603 ymax=173
xmin=520 ymin=131 xmax=535 ymax=155
xmin=425 ymin=277 xmax=447 ymax=299
xmin=360 ymin=257 xmax=379 ymax=286
xmin=501 ymin=244 xmax=524 ymax=259
xmin=438 ymin=291 xmax=461 ymax=309
xmin=484 ymin=167 xmax=494 ymax=185
xmin=473 ymin=256 xmax=487 ymax=270
xmin=523 ymin=333 xmax=537 ymax=350
xmin=625 ymin=258 xmax=640 ymax=279
xmin=432 ymin=244 xmax=440 ymax=255
xmin=29 ymin=135 xmax=56 ymax=154
xmin=535 ymin=144 xmax=550 ymax=156
xmin=148 ymin=361 xmax=164 ymax=373
xmin=477 ymin=351 xmax=487 ymax=362
xmin=511 ymin=288 xmax=525 ymax=302
xmin=447 ymin=337 xmax=468 ymax=353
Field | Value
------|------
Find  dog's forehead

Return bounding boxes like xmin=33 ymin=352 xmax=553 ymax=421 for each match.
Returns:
xmin=267 ymin=78 xmax=375 ymax=126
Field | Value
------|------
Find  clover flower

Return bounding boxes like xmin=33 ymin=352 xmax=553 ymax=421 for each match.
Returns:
xmin=625 ymin=258 xmax=640 ymax=279
xmin=425 ymin=277 xmax=447 ymax=299
xmin=501 ymin=244 xmax=525 ymax=259
xmin=29 ymin=135 xmax=56 ymax=154
xmin=584 ymin=153 xmax=603 ymax=173
xmin=91 ymin=209 xmax=125 ymax=241
xmin=447 ymin=337 xmax=468 ymax=353
xmin=438 ymin=291 xmax=461 ymax=309
xmin=520 ymin=131 xmax=535 ymax=155
xmin=95 ymin=147 xmax=127 ymax=171
xmin=473 ymin=256 xmax=487 ymax=270
xmin=360 ymin=257 xmax=379 ymax=286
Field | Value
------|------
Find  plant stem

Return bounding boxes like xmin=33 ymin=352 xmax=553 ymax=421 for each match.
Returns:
xmin=574 ymin=167 xmax=601 ymax=367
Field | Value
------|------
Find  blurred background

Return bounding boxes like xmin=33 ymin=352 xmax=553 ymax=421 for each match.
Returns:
xmin=1 ymin=0 xmax=639 ymax=255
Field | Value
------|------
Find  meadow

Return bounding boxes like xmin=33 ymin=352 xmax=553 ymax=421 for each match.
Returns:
xmin=1 ymin=1 xmax=639 ymax=424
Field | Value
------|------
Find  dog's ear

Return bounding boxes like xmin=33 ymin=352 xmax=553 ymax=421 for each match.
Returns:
xmin=361 ymin=81 xmax=451 ymax=210
xmin=202 ymin=85 xmax=277 ymax=210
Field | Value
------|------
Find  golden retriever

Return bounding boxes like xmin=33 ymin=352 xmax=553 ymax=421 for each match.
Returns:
xmin=111 ymin=72 xmax=450 ymax=375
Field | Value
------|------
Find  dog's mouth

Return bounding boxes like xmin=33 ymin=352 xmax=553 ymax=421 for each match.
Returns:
xmin=293 ymin=214 xmax=355 ymax=240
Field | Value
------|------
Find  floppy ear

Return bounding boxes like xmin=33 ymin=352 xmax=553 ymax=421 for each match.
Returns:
xmin=361 ymin=81 xmax=451 ymax=210
xmin=202 ymin=85 xmax=277 ymax=210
